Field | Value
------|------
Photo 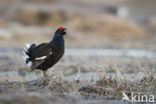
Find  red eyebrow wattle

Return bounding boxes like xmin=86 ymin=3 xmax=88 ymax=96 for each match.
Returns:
xmin=59 ymin=27 xmax=64 ymax=30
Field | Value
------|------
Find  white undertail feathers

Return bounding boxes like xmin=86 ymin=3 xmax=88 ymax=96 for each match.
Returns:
xmin=22 ymin=43 xmax=32 ymax=67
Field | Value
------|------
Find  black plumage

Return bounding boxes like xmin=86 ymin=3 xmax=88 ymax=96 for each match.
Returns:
xmin=23 ymin=27 xmax=66 ymax=77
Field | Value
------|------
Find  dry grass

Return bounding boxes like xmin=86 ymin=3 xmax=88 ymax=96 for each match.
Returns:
xmin=0 ymin=47 xmax=155 ymax=104
xmin=0 ymin=69 xmax=155 ymax=103
xmin=0 ymin=48 xmax=155 ymax=104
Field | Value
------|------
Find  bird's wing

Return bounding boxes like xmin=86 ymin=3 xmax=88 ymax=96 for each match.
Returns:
xmin=30 ymin=43 xmax=52 ymax=59
xmin=29 ymin=43 xmax=53 ymax=70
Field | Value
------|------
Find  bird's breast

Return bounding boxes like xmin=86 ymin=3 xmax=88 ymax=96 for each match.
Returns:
xmin=53 ymin=42 xmax=64 ymax=56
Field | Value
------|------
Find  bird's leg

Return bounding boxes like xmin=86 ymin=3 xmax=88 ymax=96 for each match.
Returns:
xmin=40 ymin=70 xmax=50 ymax=86
xmin=39 ymin=70 xmax=47 ymax=84
xmin=43 ymin=71 xmax=47 ymax=78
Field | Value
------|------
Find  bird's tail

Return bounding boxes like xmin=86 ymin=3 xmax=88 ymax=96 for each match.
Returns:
xmin=22 ymin=43 xmax=35 ymax=67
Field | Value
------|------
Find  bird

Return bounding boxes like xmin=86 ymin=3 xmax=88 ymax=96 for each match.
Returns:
xmin=22 ymin=27 xmax=66 ymax=77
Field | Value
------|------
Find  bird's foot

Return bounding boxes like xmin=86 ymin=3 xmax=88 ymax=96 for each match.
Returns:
xmin=37 ymin=71 xmax=50 ymax=86
xmin=38 ymin=76 xmax=50 ymax=86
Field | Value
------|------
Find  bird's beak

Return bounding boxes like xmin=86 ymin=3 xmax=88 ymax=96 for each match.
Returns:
xmin=63 ymin=28 xmax=67 ymax=35
xmin=63 ymin=28 xmax=66 ymax=31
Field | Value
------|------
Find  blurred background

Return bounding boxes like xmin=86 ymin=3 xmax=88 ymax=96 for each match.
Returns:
xmin=0 ymin=0 xmax=156 ymax=49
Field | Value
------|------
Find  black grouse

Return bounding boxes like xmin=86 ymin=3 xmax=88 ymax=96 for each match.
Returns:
xmin=22 ymin=27 xmax=66 ymax=77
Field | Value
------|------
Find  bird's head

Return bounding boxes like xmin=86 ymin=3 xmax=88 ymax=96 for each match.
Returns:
xmin=55 ymin=27 xmax=66 ymax=36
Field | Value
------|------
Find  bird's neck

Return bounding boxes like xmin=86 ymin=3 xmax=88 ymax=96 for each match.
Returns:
xmin=49 ymin=35 xmax=64 ymax=44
